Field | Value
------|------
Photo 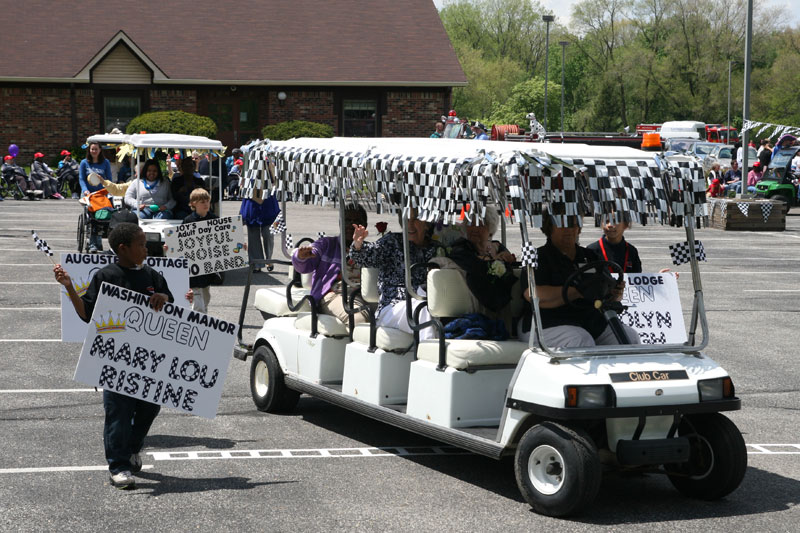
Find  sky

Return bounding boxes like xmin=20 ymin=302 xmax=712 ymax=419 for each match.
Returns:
xmin=433 ymin=0 xmax=799 ymax=28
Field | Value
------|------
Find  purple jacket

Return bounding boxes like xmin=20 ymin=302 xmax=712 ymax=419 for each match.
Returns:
xmin=292 ymin=236 xmax=343 ymax=303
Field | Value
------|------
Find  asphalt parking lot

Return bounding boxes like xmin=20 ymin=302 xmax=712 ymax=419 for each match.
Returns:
xmin=1 ymin=198 xmax=799 ymax=532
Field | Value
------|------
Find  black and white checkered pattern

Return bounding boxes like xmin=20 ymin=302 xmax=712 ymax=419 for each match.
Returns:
xmin=669 ymin=240 xmax=706 ymax=265
xmin=520 ymin=241 xmax=538 ymax=268
xmin=761 ymin=202 xmax=773 ymax=223
xmin=31 ymin=230 xmax=54 ymax=257
xmin=317 ymin=232 xmax=326 ymax=239
xmin=285 ymin=233 xmax=293 ymax=250
xmin=737 ymin=202 xmax=749 ymax=217
xmin=270 ymin=214 xmax=285 ymax=235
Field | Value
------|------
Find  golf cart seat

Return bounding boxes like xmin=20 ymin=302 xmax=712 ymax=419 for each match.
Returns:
xmin=294 ymin=312 xmax=348 ymax=337
xmin=416 ymin=268 xmax=527 ymax=369
xmin=352 ymin=268 xmax=414 ymax=351
xmin=254 ymin=268 xmax=312 ymax=317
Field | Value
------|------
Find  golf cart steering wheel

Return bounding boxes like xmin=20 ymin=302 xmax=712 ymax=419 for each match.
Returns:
xmin=562 ymin=260 xmax=624 ymax=311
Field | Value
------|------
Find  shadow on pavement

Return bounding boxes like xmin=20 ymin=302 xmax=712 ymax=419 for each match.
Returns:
xmin=134 ymin=471 xmax=296 ymax=496
xmin=145 ymin=434 xmax=255 ymax=449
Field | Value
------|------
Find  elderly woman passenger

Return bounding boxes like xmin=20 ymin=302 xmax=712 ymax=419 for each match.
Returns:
xmin=350 ymin=210 xmax=439 ymax=339
xmin=446 ymin=207 xmax=517 ymax=312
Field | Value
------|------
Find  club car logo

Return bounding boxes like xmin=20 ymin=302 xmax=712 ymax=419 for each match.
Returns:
xmin=93 ymin=312 xmax=127 ymax=334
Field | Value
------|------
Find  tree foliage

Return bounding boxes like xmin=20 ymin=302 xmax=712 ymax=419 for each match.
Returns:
xmin=261 ymin=120 xmax=334 ymax=141
xmin=440 ymin=0 xmax=800 ymax=135
xmin=126 ymin=110 xmax=217 ymax=137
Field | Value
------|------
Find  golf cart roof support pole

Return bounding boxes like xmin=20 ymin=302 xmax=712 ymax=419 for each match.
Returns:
xmin=337 ymin=174 xmax=359 ymax=293
xmin=279 ymin=161 xmax=291 ymax=259
xmin=217 ymin=156 xmax=223 ymax=217
xmin=402 ymin=193 xmax=425 ymax=302
xmin=683 ymin=218 xmax=709 ymax=350
xmin=739 ymin=0 xmax=753 ymax=198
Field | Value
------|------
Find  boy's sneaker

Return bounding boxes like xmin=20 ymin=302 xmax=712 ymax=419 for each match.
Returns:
xmin=88 ymin=245 xmax=98 ymax=254
xmin=129 ymin=453 xmax=142 ymax=473
xmin=109 ymin=470 xmax=135 ymax=489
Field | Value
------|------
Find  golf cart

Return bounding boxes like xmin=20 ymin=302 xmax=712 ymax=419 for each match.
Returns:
xmin=754 ymin=145 xmax=799 ymax=212
xmin=235 ymin=137 xmax=745 ymax=517
xmin=108 ymin=133 xmax=226 ymax=255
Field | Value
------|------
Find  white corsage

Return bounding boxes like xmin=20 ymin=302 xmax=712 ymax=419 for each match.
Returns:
xmin=488 ymin=260 xmax=506 ymax=278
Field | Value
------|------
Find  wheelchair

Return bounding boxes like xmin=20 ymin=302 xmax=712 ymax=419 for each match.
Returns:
xmin=76 ymin=195 xmax=129 ymax=252
xmin=0 ymin=173 xmax=26 ymax=200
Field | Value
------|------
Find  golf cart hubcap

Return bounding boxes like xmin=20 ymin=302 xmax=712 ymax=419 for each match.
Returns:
xmin=254 ymin=360 xmax=270 ymax=398
xmin=528 ymin=445 xmax=565 ymax=495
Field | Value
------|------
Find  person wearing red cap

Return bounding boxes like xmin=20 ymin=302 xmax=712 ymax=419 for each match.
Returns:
xmin=31 ymin=152 xmax=63 ymax=199
xmin=747 ymin=161 xmax=764 ymax=193
xmin=56 ymin=149 xmax=82 ymax=198
xmin=2 ymin=154 xmax=43 ymax=200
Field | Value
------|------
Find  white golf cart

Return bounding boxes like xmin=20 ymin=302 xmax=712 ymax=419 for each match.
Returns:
xmin=90 ymin=133 xmax=226 ymax=255
xmin=235 ymin=137 xmax=745 ymax=517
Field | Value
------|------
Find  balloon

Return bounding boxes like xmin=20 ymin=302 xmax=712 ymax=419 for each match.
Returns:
xmin=8 ymin=144 xmax=19 ymax=158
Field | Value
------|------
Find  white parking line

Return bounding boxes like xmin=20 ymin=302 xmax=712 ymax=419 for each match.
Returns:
xmin=0 ymin=465 xmax=153 ymax=474
xmin=743 ymin=289 xmax=800 ymax=293
xmin=0 ymin=339 xmax=62 ymax=342
xmin=148 ymin=446 xmax=472 ymax=461
xmin=0 ymin=307 xmax=60 ymax=310
xmin=747 ymin=444 xmax=800 ymax=454
xmin=0 ymin=389 xmax=96 ymax=393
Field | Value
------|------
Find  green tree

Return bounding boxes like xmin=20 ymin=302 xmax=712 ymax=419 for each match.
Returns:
xmin=488 ymin=77 xmax=561 ymax=129
xmin=451 ymin=43 xmax=526 ymax=119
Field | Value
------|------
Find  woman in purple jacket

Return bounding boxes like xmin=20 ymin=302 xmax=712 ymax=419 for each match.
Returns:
xmin=292 ymin=203 xmax=370 ymax=324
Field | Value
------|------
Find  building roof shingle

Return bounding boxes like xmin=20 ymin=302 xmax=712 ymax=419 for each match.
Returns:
xmin=1 ymin=0 xmax=466 ymax=86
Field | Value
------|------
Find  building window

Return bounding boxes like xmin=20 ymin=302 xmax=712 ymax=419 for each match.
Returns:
xmin=342 ymin=99 xmax=377 ymax=137
xmin=104 ymin=96 xmax=141 ymax=132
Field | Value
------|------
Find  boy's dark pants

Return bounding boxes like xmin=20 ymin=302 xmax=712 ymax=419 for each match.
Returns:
xmin=103 ymin=391 xmax=161 ymax=474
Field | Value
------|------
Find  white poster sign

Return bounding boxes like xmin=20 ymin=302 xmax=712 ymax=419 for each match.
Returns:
xmin=60 ymin=254 xmax=190 ymax=342
xmin=163 ymin=215 xmax=247 ymax=276
xmin=619 ymin=273 xmax=687 ymax=345
xmin=73 ymin=282 xmax=237 ymax=419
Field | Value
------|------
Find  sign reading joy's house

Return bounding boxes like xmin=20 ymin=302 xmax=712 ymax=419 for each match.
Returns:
xmin=73 ymin=282 xmax=237 ymax=418
xmin=164 ymin=216 xmax=247 ymax=276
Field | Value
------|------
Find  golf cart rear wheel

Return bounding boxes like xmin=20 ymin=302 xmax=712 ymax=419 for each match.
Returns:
xmin=773 ymin=193 xmax=792 ymax=214
xmin=666 ymin=413 xmax=747 ymax=500
xmin=250 ymin=344 xmax=299 ymax=413
xmin=514 ymin=422 xmax=601 ymax=517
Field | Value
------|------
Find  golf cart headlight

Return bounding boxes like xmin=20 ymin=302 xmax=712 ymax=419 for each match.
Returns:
xmin=697 ymin=377 xmax=735 ymax=401
xmin=145 ymin=232 xmax=161 ymax=242
xmin=565 ymin=385 xmax=614 ymax=408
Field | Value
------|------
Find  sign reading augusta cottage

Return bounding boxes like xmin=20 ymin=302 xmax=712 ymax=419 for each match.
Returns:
xmin=73 ymin=282 xmax=237 ymax=419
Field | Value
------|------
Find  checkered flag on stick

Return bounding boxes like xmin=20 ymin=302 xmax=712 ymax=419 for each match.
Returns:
xmin=669 ymin=240 xmax=706 ymax=266
xmin=285 ymin=233 xmax=293 ymax=250
xmin=520 ymin=241 xmax=538 ymax=268
xmin=31 ymin=230 xmax=56 ymax=263
xmin=270 ymin=214 xmax=286 ymax=235
xmin=318 ymin=232 xmax=326 ymax=239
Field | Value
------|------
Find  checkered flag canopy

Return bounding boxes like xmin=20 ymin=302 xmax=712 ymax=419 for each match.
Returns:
xmin=669 ymin=240 xmax=706 ymax=266
xmin=520 ymin=241 xmax=538 ymax=268
xmin=285 ymin=233 xmax=293 ymax=250
xmin=270 ymin=214 xmax=286 ymax=235
xmin=31 ymin=231 xmax=54 ymax=257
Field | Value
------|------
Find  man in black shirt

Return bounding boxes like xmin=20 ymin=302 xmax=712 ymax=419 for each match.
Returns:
xmin=55 ymin=223 xmax=175 ymax=489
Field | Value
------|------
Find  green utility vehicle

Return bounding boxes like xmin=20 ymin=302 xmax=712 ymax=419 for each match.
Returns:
xmin=754 ymin=146 xmax=799 ymax=212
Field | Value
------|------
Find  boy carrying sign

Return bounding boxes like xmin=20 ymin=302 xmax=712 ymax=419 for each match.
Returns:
xmin=182 ymin=188 xmax=222 ymax=313
xmin=54 ymin=223 xmax=189 ymax=490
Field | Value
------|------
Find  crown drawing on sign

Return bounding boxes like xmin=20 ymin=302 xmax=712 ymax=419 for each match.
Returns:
xmin=74 ymin=278 xmax=91 ymax=297
xmin=93 ymin=312 xmax=127 ymax=334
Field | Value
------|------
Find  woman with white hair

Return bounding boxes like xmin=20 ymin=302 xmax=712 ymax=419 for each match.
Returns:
xmin=446 ymin=207 xmax=517 ymax=312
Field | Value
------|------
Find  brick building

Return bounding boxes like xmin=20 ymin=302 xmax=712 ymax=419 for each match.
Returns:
xmin=0 ymin=0 xmax=465 ymax=159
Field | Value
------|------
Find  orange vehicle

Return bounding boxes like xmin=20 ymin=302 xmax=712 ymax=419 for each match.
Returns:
xmin=705 ymin=124 xmax=739 ymax=144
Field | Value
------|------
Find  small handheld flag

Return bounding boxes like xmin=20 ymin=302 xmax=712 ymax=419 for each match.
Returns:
xmin=31 ymin=230 xmax=56 ymax=264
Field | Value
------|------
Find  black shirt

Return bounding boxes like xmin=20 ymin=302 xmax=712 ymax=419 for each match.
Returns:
xmin=521 ymin=240 xmax=606 ymax=338
xmin=586 ymin=236 xmax=642 ymax=273
xmin=183 ymin=211 xmax=221 ymax=288
xmin=171 ymin=174 xmax=207 ymax=215
xmin=80 ymin=264 xmax=174 ymax=323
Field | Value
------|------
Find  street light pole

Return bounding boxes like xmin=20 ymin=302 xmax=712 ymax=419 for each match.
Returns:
xmin=542 ymin=15 xmax=555 ymax=132
xmin=741 ymin=0 xmax=753 ymax=198
xmin=559 ymin=41 xmax=568 ymax=133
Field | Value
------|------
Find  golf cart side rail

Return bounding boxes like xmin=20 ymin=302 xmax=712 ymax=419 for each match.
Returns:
xmin=506 ymin=397 xmax=741 ymax=420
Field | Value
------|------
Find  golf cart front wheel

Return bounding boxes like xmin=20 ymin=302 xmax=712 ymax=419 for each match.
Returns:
xmin=666 ymin=413 xmax=747 ymax=500
xmin=250 ymin=344 xmax=299 ymax=413
xmin=514 ymin=422 xmax=601 ymax=517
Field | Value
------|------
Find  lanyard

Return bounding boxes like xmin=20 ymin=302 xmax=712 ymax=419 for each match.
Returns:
xmin=597 ymin=238 xmax=629 ymax=273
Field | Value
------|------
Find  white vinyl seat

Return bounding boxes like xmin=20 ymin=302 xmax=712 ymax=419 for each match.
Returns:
xmin=423 ymin=267 xmax=527 ymax=369
xmin=294 ymin=312 xmax=349 ymax=337
xmin=352 ymin=324 xmax=414 ymax=352
xmin=253 ymin=265 xmax=313 ymax=317
xmin=349 ymin=268 xmax=412 ymax=351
